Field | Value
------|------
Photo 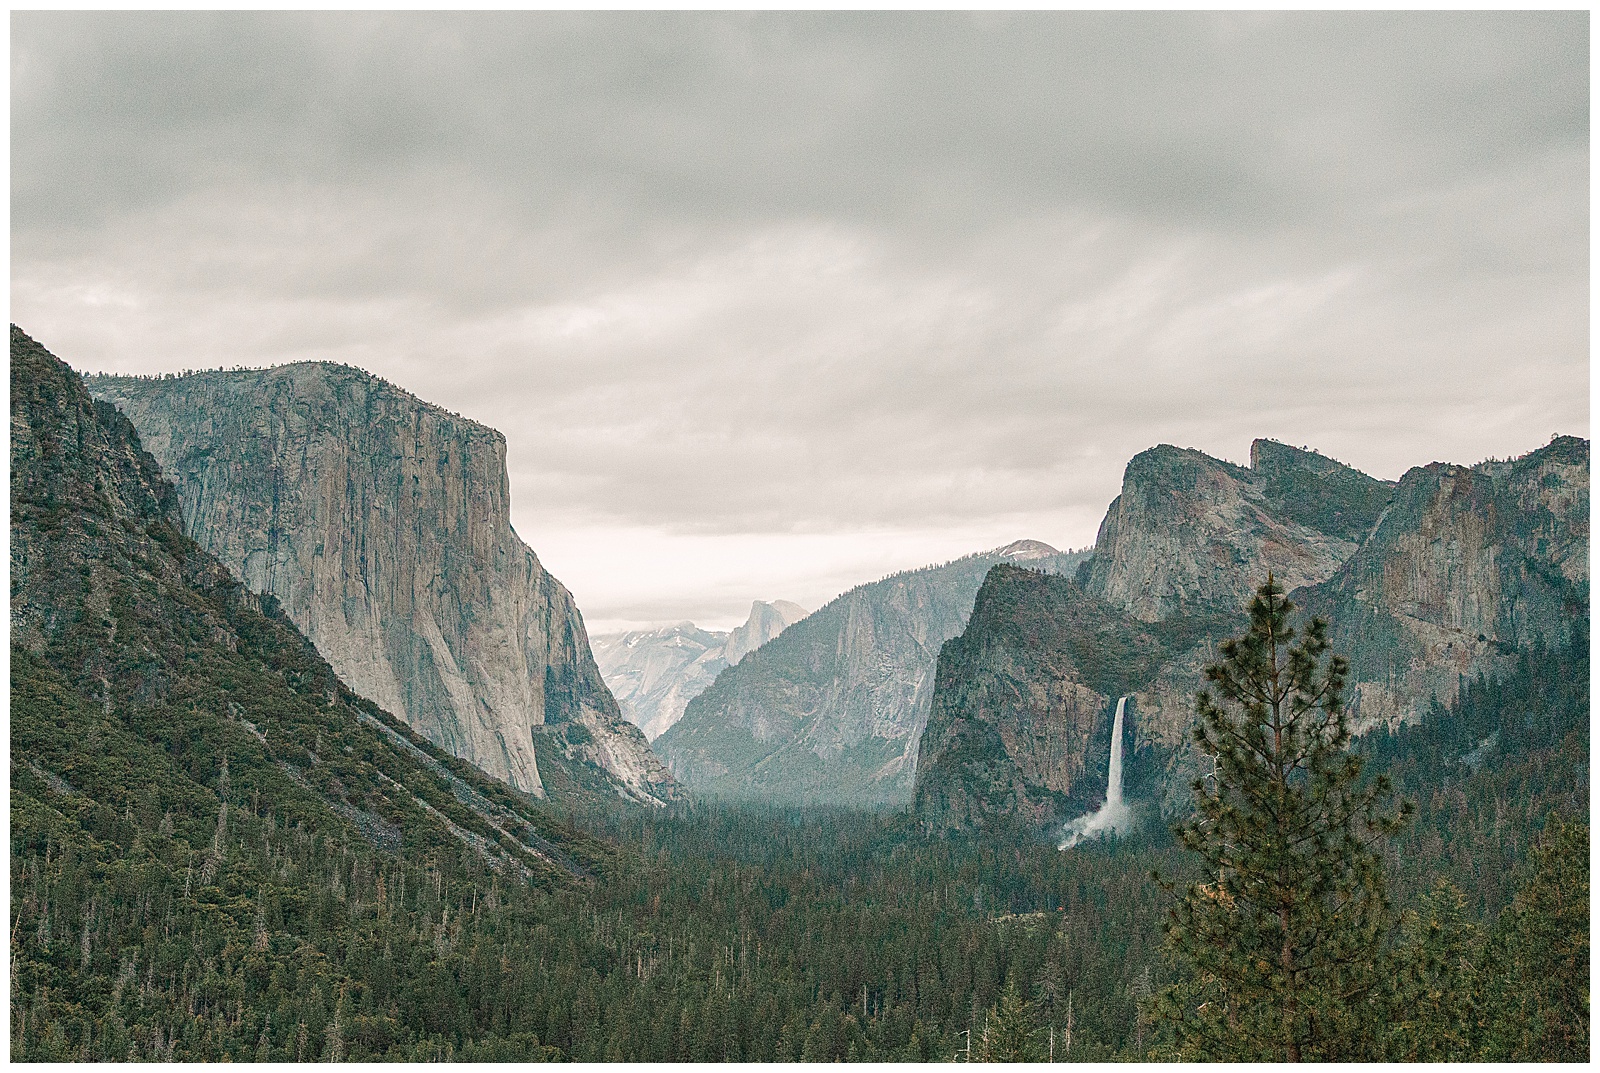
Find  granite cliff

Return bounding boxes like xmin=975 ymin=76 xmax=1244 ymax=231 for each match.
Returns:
xmin=592 ymin=600 xmax=808 ymax=741
xmin=912 ymin=566 xmax=1200 ymax=832
xmin=916 ymin=437 xmax=1588 ymax=834
xmin=1297 ymin=436 xmax=1589 ymax=731
xmin=656 ymin=541 xmax=1088 ymax=807
xmin=723 ymin=599 xmax=810 ymax=667
xmin=1085 ymin=440 xmax=1393 ymax=621
xmin=89 ymin=362 xmax=676 ymax=805
xmin=11 ymin=325 xmax=602 ymax=892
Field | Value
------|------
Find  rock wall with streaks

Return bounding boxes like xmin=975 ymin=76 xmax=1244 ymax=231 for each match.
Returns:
xmin=90 ymin=362 xmax=676 ymax=804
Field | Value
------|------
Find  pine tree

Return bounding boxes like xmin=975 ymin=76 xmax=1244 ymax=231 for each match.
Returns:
xmin=975 ymin=979 xmax=1039 ymax=1061
xmin=1476 ymin=815 xmax=1589 ymax=1061
xmin=1382 ymin=879 xmax=1481 ymax=1059
xmin=1154 ymin=576 xmax=1411 ymax=1061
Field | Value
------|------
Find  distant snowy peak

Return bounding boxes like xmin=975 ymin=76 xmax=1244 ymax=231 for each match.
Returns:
xmin=608 ymin=622 xmax=728 ymax=652
xmin=592 ymin=598 xmax=808 ymax=741
xmin=991 ymin=538 xmax=1061 ymax=561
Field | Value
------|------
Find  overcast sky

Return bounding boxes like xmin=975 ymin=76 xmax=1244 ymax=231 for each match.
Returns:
xmin=11 ymin=11 xmax=1589 ymax=632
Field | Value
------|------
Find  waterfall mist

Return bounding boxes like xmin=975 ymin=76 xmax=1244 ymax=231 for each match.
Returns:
xmin=1058 ymin=695 xmax=1135 ymax=850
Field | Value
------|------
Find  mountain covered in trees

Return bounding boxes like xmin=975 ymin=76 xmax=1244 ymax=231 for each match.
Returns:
xmin=916 ymin=437 xmax=1589 ymax=833
xmin=656 ymin=541 xmax=1087 ymax=807
xmin=592 ymin=600 xmax=808 ymax=741
xmin=87 ymin=362 xmax=675 ymax=806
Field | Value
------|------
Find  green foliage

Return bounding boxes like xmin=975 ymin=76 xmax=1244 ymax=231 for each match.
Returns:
xmin=1156 ymin=576 xmax=1411 ymax=1061
xmin=1155 ymin=576 xmax=1589 ymax=1063
xmin=1476 ymin=816 xmax=1589 ymax=1061
xmin=1369 ymin=817 xmax=1590 ymax=1062
xmin=1252 ymin=439 xmax=1394 ymax=543
xmin=12 ymin=605 xmax=1589 ymax=1064
xmin=973 ymin=978 xmax=1041 ymax=1061
xmin=1361 ymin=621 xmax=1589 ymax=919
xmin=1382 ymin=880 xmax=1482 ymax=1059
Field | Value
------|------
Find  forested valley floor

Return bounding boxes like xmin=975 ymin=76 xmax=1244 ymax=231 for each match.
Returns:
xmin=12 ymin=626 xmax=1588 ymax=1061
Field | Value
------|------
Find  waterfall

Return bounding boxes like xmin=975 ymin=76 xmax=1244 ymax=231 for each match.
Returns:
xmin=1105 ymin=695 xmax=1126 ymax=811
xmin=1058 ymin=696 xmax=1134 ymax=850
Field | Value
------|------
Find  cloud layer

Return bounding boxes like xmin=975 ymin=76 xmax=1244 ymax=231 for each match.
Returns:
xmin=12 ymin=12 xmax=1588 ymax=630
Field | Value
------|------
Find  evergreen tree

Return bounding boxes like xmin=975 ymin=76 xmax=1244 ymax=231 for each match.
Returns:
xmin=975 ymin=979 xmax=1039 ymax=1061
xmin=1154 ymin=576 xmax=1411 ymax=1061
xmin=1384 ymin=879 xmax=1481 ymax=1060
xmin=1475 ymin=815 xmax=1589 ymax=1061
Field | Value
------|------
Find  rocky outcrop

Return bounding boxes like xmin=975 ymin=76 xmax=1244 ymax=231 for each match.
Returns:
xmin=593 ymin=600 xmax=808 ymax=741
xmin=1297 ymin=436 xmax=1589 ymax=731
xmin=1084 ymin=442 xmax=1393 ymax=621
xmin=914 ymin=436 xmax=1587 ymax=834
xmin=723 ymin=600 xmax=809 ymax=667
xmin=655 ymin=542 xmax=1088 ymax=807
xmin=913 ymin=566 xmax=1181 ymax=833
xmin=88 ymin=362 xmax=676 ymax=805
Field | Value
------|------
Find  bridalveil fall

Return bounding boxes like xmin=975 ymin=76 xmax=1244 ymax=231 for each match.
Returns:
xmin=1059 ymin=695 xmax=1134 ymax=850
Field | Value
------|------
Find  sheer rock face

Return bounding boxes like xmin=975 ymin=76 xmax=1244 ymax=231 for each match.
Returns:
xmin=913 ymin=567 xmax=1163 ymax=833
xmin=723 ymin=600 xmax=809 ymax=667
xmin=915 ymin=569 xmax=1113 ymax=831
xmin=656 ymin=544 xmax=1087 ymax=807
xmin=593 ymin=600 xmax=808 ymax=742
xmin=1297 ymin=436 xmax=1589 ymax=731
xmin=89 ymin=363 xmax=676 ymax=804
xmin=1085 ymin=441 xmax=1393 ymax=622
xmin=915 ymin=437 xmax=1588 ymax=833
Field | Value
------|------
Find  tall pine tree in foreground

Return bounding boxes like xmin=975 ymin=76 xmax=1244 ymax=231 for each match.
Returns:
xmin=1153 ymin=576 xmax=1411 ymax=1061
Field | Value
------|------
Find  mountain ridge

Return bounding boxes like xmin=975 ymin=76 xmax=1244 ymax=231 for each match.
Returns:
xmin=915 ymin=434 xmax=1587 ymax=833
xmin=656 ymin=541 xmax=1088 ymax=806
xmin=1084 ymin=439 xmax=1394 ymax=622
xmin=592 ymin=599 xmax=809 ymax=741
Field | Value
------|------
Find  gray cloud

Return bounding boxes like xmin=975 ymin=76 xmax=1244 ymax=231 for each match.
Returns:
xmin=16 ymin=12 xmax=1586 ymax=246
xmin=11 ymin=11 xmax=1588 ymax=628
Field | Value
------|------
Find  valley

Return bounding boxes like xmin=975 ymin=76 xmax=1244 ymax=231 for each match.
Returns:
xmin=11 ymin=326 xmax=1589 ymax=1061
xmin=10 ymin=11 xmax=1590 ymax=1063
xmin=655 ymin=540 xmax=1088 ymax=807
